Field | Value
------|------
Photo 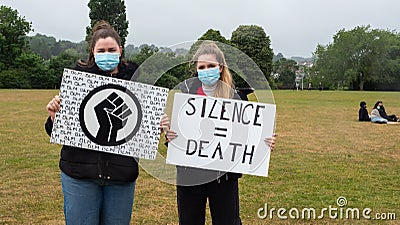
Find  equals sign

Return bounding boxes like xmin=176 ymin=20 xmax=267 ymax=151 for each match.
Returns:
xmin=214 ymin=127 xmax=228 ymax=137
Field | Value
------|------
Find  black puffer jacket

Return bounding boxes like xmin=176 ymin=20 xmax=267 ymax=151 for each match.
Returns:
xmin=45 ymin=61 xmax=140 ymax=182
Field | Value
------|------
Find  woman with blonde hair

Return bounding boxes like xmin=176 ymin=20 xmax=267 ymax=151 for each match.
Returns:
xmin=165 ymin=41 xmax=276 ymax=225
xmin=191 ymin=41 xmax=234 ymax=98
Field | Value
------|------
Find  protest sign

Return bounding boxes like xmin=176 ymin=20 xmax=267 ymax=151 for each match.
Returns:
xmin=166 ymin=93 xmax=276 ymax=177
xmin=50 ymin=69 xmax=169 ymax=160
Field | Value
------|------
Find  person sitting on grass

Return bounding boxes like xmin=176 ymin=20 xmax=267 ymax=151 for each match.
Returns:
xmin=358 ymin=101 xmax=370 ymax=121
xmin=371 ymin=102 xmax=388 ymax=124
xmin=375 ymin=100 xmax=399 ymax=122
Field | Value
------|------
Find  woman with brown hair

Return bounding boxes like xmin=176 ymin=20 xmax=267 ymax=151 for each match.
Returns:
xmin=45 ymin=20 xmax=140 ymax=224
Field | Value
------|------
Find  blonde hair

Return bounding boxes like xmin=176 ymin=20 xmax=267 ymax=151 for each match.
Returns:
xmin=193 ymin=41 xmax=234 ymax=98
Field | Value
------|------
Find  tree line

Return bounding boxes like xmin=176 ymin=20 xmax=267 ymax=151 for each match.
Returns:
xmin=1 ymin=1 xmax=400 ymax=90
xmin=313 ymin=25 xmax=400 ymax=90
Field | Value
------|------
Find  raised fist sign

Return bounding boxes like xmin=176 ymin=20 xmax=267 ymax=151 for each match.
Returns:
xmin=94 ymin=92 xmax=133 ymax=144
xmin=80 ymin=84 xmax=142 ymax=146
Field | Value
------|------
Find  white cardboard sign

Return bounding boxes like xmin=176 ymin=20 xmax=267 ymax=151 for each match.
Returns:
xmin=50 ymin=69 xmax=169 ymax=160
xmin=166 ymin=93 xmax=276 ymax=177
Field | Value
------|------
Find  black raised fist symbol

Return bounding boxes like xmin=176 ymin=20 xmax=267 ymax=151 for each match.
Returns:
xmin=94 ymin=92 xmax=132 ymax=145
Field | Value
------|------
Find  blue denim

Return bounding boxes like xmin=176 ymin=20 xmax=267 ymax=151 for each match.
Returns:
xmin=61 ymin=172 xmax=136 ymax=225
xmin=371 ymin=116 xmax=388 ymax=123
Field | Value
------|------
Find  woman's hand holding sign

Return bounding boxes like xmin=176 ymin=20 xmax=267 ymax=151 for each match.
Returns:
xmin=265 ymin=134 xmax=277 ymax=151
xmin=160 ymin=114 xmax=177 ymax=142
xmin=46 ymin=95 xmax=61 ymax=122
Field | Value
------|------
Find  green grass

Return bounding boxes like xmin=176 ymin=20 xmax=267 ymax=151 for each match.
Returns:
xmin=0 ymin=89 xmax=399 ymax=224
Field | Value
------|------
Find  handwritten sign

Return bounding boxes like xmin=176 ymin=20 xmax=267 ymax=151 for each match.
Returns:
xmin=50 ymin=69 xmax=169 ymax=160
xmin=166 ymin=93 xmax=276 ymax=177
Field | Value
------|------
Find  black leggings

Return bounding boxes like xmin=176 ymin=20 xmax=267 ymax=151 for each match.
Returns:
xmin=177 ymin=178 xmax=242 ymax=225
xmin=384 ymin=114 xmax=398 ymax=122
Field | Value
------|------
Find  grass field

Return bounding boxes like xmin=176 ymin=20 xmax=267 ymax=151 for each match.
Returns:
xmin=0 ymin=89 xmax=399 ymax=224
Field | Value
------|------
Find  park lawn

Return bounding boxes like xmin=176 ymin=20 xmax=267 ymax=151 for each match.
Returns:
xmin=0 ymin=89 xmax=399 ymax=224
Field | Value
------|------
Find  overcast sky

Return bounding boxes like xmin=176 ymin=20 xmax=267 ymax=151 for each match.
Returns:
xmin=2 ymin=0 xmax=399 ymax=58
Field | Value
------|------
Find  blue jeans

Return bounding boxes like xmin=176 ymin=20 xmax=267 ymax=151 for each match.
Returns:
xmin=61 ymin=172 xmax=136 ymax=225
xmin=371 ymin=117 xmax=388 ymax=123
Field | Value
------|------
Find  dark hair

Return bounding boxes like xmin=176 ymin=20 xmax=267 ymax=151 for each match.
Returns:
xmin=78 ymin=20 xmax=125 ymax=67
xmin=360 ymin=101 xmax=366 ymax=107
xmin=373 ymin=100 xmax=382 ymax=109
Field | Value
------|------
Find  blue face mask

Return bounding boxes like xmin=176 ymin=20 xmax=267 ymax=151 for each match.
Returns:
xmin=197 ymin=67 xmax=221 ymax=86
xmin=95 ymin=53 xmax=120 ymax=72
